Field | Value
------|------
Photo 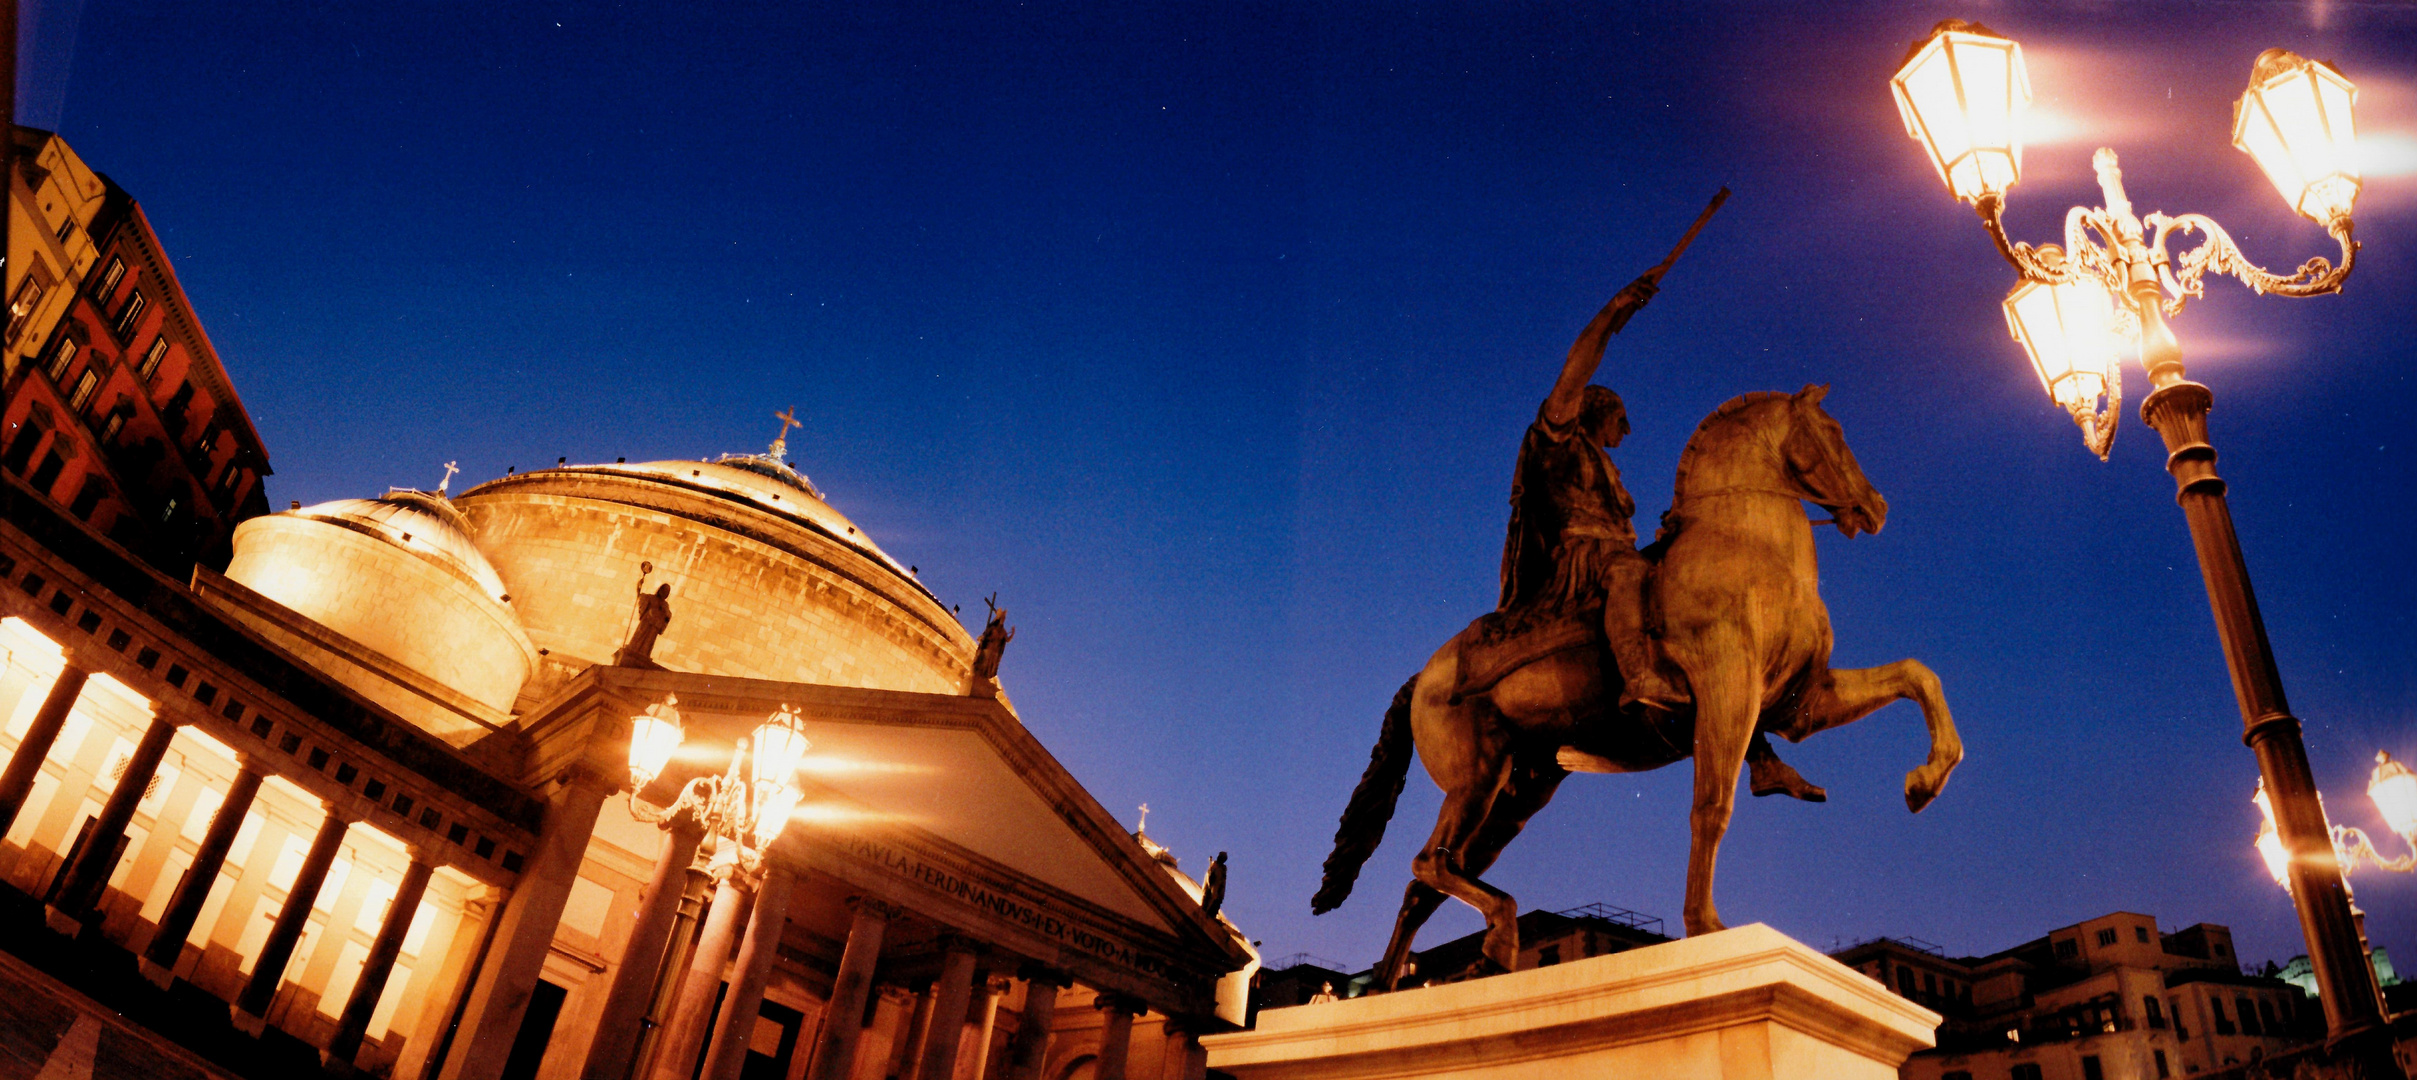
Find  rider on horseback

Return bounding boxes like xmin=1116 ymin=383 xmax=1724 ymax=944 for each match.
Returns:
xmin=1499 ymin=270 xmax=1828 ymax=802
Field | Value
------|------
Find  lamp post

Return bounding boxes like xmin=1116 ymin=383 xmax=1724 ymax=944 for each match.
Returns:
xmin=1889 ymin=17 xmax=2394 ymax=1058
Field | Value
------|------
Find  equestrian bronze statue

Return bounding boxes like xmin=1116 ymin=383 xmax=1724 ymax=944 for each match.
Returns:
xmin=1311 ymin=195 xmax=1963 ymax=989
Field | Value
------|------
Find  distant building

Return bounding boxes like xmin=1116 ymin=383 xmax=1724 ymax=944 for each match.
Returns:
xmin=1836 ymin=912 xmax=2318 ymax=1079
xmin=3 ymin=126 xmax=270 ymax=576
xmin=1257 ymin=901 xmax=1671 ymax=1011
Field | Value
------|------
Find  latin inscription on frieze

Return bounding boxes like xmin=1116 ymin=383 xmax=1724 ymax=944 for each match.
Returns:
xmin=847 ymin=836 xmax=1177 ymax=979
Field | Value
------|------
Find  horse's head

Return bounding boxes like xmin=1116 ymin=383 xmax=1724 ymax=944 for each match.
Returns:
xmin=1782 ymin=385 xmax=1887 ymax=537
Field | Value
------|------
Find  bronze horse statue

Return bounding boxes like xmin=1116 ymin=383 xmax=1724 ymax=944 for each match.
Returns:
xmin=1312 ymin=385 xmax=1963 ymax=988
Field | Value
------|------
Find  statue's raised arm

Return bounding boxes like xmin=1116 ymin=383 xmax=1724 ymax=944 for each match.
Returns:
xmin=1542 ymin=187 xmax=1730 ymax=425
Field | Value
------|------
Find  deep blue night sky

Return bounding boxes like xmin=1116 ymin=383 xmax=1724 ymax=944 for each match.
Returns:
xmin=25 ymin=1 xmax=2417 ymax=974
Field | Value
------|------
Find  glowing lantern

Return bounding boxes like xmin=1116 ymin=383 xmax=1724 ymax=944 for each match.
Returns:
xmin=2254 ymin=782 xmax=2292 ymax=890
xmin=627 ymin=695 xmax=686 ymax=791
xmin=2003 ymin=272 xmax=2119 ymax=412
xmin=2232 ymin=49 xmax=2359 ymax=225
xmin=2369 ymin=751 xmax=2417 ymax=842
xmin=1892 ymin=19 xmax=2031 ymax=204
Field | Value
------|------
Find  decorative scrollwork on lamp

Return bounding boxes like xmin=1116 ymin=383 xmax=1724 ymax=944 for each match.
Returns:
xmin=625 ymin=695 xmax=811 ymax=880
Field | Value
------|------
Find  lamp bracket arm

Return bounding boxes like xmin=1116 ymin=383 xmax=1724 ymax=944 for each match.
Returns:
xmin=2147 ymin=212 xmax=2358 ymax=314
xmin=2334 ymin=824 xmax=2416 ymax=875
xmin=1975 ymin=193 xmax=2087 ymax=284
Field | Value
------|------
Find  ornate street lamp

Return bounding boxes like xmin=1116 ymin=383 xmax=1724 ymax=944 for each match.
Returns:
xmin=628 ymin=698 xmax=811 ymax=874
xmin=1889 ymin=19 xmax=2390 ymax=1057
xmin=2256 ymin=752 xmax=2417 ymax=886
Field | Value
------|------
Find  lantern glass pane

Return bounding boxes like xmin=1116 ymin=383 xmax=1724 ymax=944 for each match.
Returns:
xmin=628 ymin=710 xmax=684 ymax=789
xmin=2371 ymin=761 xmax=2417 ymax=839
xmin=753 ymin=784 xmax=801 ymax=848
xmin=1899 ymin=43 xmax=1969 ymax=174
xmin=2237 ymin=55 xmax=2361 ymax=222
xmin=2005 ymin=278 xmax=2116 ymax=410
xmin=750 ymin=714 xmax=812 ymax=790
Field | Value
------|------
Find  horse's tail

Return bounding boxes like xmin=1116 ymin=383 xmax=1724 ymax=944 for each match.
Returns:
xmin=1311 ymin=674 xmax=1419 ymax=914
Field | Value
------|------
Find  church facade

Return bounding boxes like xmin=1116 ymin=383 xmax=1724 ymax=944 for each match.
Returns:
xmin=0 ymin=131 xmax=1253 ymax=1080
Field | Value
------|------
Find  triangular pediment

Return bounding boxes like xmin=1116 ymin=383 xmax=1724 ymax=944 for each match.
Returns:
xmin=532 ymin=668 xmax=1247 ymax=1002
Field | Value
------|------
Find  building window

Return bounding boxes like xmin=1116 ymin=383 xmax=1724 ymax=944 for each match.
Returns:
xmin=196 ymin=425 xmax=219 ymax=458
xmin=1537 ymin=945 xmax=1560 ymax=967
xmin=138 ymin=337 xmax=168 ymax=380
xmin=1897 ymin=966 xmax=1916 ymax=995
xmin=2145 ymin=995 xmax=2165 ymax=1028
xmin=2171 ymin=997 xmax=2188 ymax=1039
xmin=2154 ymin=1049 xmax=2171 ymax=1078
xmin=43 ymin=336 xmax=78 ymax=382
xmin=112 ymin=289 xmax=147 ymax=338
xmin=2236 ymin=996 xmax=2261 ymax=1035
xmin=97 ymin=408 xmax=126 ymax=445
xmin=2082 ymin=1056 xmax=2105 ymax=1080
xmin=68 ymin=477 xmax=104 ymax=520
xmin=28 ymin=449 xmax=66 ymax=495
xmin=2055 ymin=939 xmax=2078 ymax=960
xmin=2212 ymin=997 xmax=2236 ymax=1036
xmin=2012 ymin=1065 xmax=2043 ymax=1080
xmin=54 ymin=217 xmax=73 ymax=243
xmin=2257 ymin=999 xmax=2277 ymax=1032
xmin=66 ymin=370 xmax=99 ymax=413
xmin=1922 ymin=972 xmax=1936 ymax=995
xmin=93 ymin=256 xmax=125 ymax=298
xmin=2096 ymin=928 xmax=2118 ymax=947
xmin=2136 ymin=926 xmax=2151 ymax=943
xmin=7 ymin=275 xmax=44 ymax=343
xmin=158 ymin=494 xmax=179 ymax=523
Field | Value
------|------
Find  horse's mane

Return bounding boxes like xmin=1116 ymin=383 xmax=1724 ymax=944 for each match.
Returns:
xmin=1670 ymin=391 xmax=1792 ymax=497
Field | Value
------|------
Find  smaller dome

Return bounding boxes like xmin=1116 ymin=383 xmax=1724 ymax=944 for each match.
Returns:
xmin=296 ymin=489 xmax=510 ymax=601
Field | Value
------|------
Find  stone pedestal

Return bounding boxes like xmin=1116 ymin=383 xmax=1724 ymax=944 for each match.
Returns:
xmin=1203 ymin=924 xmax=1937 ymax=1080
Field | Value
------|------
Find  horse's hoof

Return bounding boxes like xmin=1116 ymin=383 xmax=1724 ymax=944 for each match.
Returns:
xmin=1904 ymin=773 xmax=1938 ymax=813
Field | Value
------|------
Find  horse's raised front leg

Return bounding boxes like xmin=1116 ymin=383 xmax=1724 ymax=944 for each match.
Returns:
xmin=1681 ymin=655 xmax=1756 ymax=938
xmin=1782 ymin=660 xmax=1962 ymax=812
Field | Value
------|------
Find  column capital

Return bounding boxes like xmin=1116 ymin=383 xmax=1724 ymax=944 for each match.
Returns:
xmin=932 ymin=932 xmax=981 ymax=957
xmin=847 ymin=895 xmax=907 ymax=921
xmin=983 ymin=975 xmax=1015 ymax=995
xmin=1093 ymin=992 xmax=1145 ymax=1018
xmin=878 ymin=984 xmax=920 ymax=1006
xmin=234 ymin=751 xmax=271 ymax=775
xmin=1016 ymin=964 xmax=1071 ymax=988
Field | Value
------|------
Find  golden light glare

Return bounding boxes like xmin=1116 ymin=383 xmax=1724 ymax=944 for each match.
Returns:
xmin=2254 ymin=783 xmax=2292 ymax=889
xmin=2233 ymin=48 xmax=2360 ymax=225
xmin=1892 ymin=19 xmax=2030 ymax=204
xmin=753 ymin=784 xmax=802 ymax=848
xmin=2369 ymin=751 xmax=2417 ymax=841
xmin=2003 ymin=272 xmax=2119 ymax=411
xmin=792 ymin=754 xmax=938 ymax=777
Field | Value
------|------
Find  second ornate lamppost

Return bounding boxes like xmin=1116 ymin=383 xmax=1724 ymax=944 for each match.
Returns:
xmin=627 ymin=695 xmax=812 ymax=872
xmin=1889 ymin=17 xmax=2392 ymax=1056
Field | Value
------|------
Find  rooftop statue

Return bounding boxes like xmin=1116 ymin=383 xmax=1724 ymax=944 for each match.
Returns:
xmin=1310 ymin=192 xmax=1963 ymax=990
xmin=615 ymin=561 xmax=673 ymax=669
xmin=970 ymin=593 xmax=1014 ymax=695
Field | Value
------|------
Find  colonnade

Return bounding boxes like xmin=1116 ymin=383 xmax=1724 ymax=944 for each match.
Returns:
xmin=0 ymin=642 xmax=468 ymax=1072
xmin=0 ymin=638 xmax=1218 ymax=1080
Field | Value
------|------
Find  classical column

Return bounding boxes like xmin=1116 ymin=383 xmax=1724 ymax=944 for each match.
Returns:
xmin=582 ymin=816 xmax=708 ymax=1080
xmin=635 ymin=865 xmax=716 ymax=1080
xmin=965 ymin=976 xmax=1012 ymax=1080
xmin=805 ymin=897 xmax=893 ymax=1080
xmin=48 ymin=709 xmax=180 ymax=931
xmin=1091 ymin=996 xmax=1141 ymax=1080
xmin=892 ymin=983 xmax=936 ymax=1080
xmin=142 ymin=756 xmax=267 ymax=988
xmin=857 ymin=989 xmax=914 ymax=1080
xmin=0 ymin=660 xmax=88 ymax=838
xmin=699 ymin=862 xmax=800 ymax=1080
xmin=326 ymin=850 xmax=438 ymax=1066
xmin=1157 ymin=1019 xmax=1207 ymax=1080
xmin=1003 ymin=969 xmax=1065 ymax=1080
xmin=914 ymin=941 xmax=980 ymax=1080
xmin=649 ymin=873 xmax=755 ymax=1080
xmin=438 ymin=764 xmax=619 ymax=1080
xmin=234 ymin=803 xmax=350 ymax=1034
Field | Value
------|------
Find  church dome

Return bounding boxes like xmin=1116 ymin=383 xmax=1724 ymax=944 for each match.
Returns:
xmin=453 ymin=441 xmax=975 ymax=696
xmin=221 ymin=488 xmax=538 ymax=738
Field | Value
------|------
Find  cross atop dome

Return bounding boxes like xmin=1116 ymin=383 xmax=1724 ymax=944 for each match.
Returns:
xmin=438 ymin=461 xmax=460 ymax=495
xmin=768 ymin=407 xmax=802 ymax=462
